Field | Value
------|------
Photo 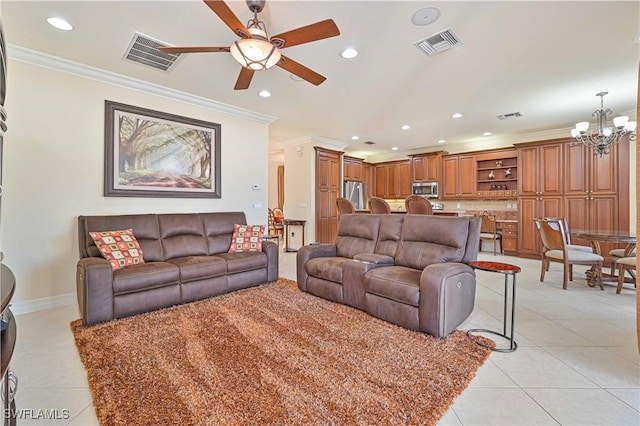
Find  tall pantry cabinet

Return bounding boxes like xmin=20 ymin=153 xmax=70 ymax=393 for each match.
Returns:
xmin=517 ymin=138 xmax=629 ymax=258
xmin=517 ymin=142 xmax=564 ymax=256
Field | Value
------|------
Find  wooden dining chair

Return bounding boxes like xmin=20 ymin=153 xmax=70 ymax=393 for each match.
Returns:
xmin=478 ymin=212 xmax=502 ymax=255
xmin=267 ymin=208 xmax=284 ymax=240
xmin=609 ymin=246 xmax=637 ymax=275
xmin=404 ymin=195 xmax=433 ymax=215
xmin=336 ymin=197 xmax=356 ymax=216
xmin=534 ymin=218 xmax=604 ymax=290
xmin=616 ymin=257 xmax=637 ymax=294
xmin=368 ymin=197 xmax=391 ymax=214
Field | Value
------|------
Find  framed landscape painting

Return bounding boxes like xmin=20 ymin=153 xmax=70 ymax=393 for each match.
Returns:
xmin=104 ymin=100 xmax=221 ymax=198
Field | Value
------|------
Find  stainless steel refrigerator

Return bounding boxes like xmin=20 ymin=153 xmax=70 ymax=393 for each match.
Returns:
xmin=343 ymin=181 xmax=365 ymax=210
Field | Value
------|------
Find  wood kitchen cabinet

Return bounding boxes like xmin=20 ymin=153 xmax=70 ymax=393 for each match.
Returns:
xmin=516 ymin=140 xmax=565 ymax=256
xmin=374 ymin=160 xmax=411 ymax=198
xmin=442 ymin=154 xmax=476 ymax=199
xmin=410 ymin=151 xmax=444 ymax=182
xmin=563 ymin=141 xmax=629 ymax=255
xmin=516 ymin=138 xmax=629 ymax=258
xmin=343 ymin=156 xmax=363 ymax=181
xmin=315 ymin=147 xmax=342 ymax=244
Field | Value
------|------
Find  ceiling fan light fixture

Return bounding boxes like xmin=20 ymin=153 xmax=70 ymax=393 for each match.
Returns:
xmin=230 ymin=38 xmax=281 ymax=71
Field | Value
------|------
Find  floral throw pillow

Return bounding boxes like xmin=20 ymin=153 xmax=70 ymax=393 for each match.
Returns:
xmin=89 ymin=229 xmax=145 ymax=271
xmin=228 ymin=224 xmax=265 ymax=253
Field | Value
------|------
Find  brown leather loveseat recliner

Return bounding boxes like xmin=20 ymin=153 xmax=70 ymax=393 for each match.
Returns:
xmin=297 ymin=214 xmax=481 ymax=338
xmin=77 ymin=212 xmax=278 ymax=326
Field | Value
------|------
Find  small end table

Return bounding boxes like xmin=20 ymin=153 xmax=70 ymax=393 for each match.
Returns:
xmin=466 ymin=260 xmax=521 ymax=353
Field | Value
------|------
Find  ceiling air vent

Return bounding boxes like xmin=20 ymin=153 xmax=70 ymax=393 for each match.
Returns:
xmin=124 ymin=32 xmax=181 ymax=71
xmin=414 ymin=28 xmax=463 ymax=56
xmin=497 ymin=112 xmax=523 ymax=120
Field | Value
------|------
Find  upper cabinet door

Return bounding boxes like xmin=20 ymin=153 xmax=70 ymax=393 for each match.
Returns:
xmin=517 ymin=146 xmax=538 ymax=195
xmin=563 ymin=143 xmax=588 ymax=195
xmin=539 ymin=143 xmax=563 ymax=195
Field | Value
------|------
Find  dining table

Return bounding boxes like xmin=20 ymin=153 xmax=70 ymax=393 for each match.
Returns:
xmin=571 ymin=230 xmax=636 ymax=288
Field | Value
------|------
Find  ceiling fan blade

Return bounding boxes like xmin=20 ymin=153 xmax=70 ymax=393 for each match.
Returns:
xmin=277 ymin=55 xmax=326 ymax=86
xmin=159 ymin=46 xmax=230 ymax=54
xmin=203 ymin=0 xmax=250 ymax=38
xmin=234 ymin=67 xmax=255 ymax=90
xmin=270 ymin=19 xmax=340 ymax=49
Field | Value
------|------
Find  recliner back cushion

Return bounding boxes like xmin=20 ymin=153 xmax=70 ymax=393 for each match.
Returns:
xmin=395 ymin=216 xmax=470 ymax=270
xmin=203 ymin=212 xmax=247 ymax=255
xmin=335 ymin=214 xmax=381 ymax=258
xmin=79 ymin=214 xmax=164 ymax=262
xmin=374 ymin=215 xmax=404 ymax=257
xmin=159 ymin=214 xmax=207 ymax=259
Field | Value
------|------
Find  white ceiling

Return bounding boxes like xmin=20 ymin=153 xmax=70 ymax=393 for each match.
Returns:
xmin=2 ymin=1 xmax=639 ymax=161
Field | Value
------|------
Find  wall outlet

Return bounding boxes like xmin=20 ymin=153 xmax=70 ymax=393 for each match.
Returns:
xmin=456 ymin=203 xmax=461 ymax=209
xmin=252 ymin=202 xmax=262 ymax=209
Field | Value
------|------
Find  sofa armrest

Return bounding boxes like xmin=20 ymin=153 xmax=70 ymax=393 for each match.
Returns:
xmin=418 ymin=263 xmax=476 ymax=338
xmin=296 ymin=244 xmax=337 ymax=291
xmin=261 ymin=240 xmax=279 ymax=282
xmin=353 ymin=253 xmax=395 ymax=265
xmin=76 ymin=257 xmax=114 ymax=326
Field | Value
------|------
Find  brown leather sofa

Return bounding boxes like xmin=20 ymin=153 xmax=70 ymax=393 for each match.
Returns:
xmin=77 ymin=212 xmax=278 ymax=326
xmin=297 ymin=214 xmax=481 ymax=338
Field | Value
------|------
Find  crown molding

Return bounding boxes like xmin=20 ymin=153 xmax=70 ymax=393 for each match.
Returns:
xmin=7 ymin=44 xmax=278 ymax=125
xmin=279 ymin=135 xmax=348 ymax=151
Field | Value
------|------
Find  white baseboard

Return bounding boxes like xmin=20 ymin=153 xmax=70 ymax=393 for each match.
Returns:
xmin=10 ymin=292 xmax=77 ymax=316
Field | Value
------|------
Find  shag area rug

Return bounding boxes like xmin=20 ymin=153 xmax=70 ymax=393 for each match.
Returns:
xmin=71 ymin=278 xmax=492 ymax=426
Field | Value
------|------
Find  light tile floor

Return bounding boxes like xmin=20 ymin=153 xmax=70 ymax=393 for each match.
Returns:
xmin=7 ymin=250 xmax=639 ymax=425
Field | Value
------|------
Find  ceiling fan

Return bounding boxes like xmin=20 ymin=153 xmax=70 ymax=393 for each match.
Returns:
xmin=160 ymin=0 xmax=340 ymax=90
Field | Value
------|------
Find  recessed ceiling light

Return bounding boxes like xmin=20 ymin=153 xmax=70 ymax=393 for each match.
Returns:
xmin=391 ymin=147 xmax=399 ymax=151
xmin=258 ymin=90 xmax=271 ymax=98
xmin=438 ymin=139 xmax=446 ymax=144
xmin=483 ymin=132 xmax=492 ymax=136
xmin=47 ymin=17 xmax=73 ymax=31
xmin=340 ymin=48 xmax=358 ymax=59
xmin=411 ymin=7 xmax=440 ymax=26
xmin=401 ymin=124 xmax=411 ymax=130
xmin=451 ymin=113 xmax=463 ymax=119
xmin=351 ymin=136 xmax=359 ymax=141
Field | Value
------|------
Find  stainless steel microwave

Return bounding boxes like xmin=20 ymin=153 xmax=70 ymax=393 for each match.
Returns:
xmin=412 ymin=182 xmax=439 ymax=198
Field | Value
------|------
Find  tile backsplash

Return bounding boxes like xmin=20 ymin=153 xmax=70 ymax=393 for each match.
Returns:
xmin=384 ymin=199 xmax=518 ymax=220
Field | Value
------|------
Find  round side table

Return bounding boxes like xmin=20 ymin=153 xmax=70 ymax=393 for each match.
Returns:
xmin=466 ymin=260 xmax=521 ymax=353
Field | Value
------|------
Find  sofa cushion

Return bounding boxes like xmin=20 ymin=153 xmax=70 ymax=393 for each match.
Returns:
xmin=158 ymin=214 xmax=208 ymax=259
xmin=215 ymin=252 xmax=267 ymax=273
xmin=335 ymin=214 xmax=381 ymax=258
xmin=228 ymin=224 xmax=265 ymax=253
xmin=80 ymin=214 xmax=164 ymax=261
xmin=112 ymin=262 xmax=180 ymax=295
xmin=89 ymin=229 xmax=145 ymax=271
xmin=365 ymin=266 xmax=421 ymax=307
xmin=167 ymin=256 xmax=227 ymax=283
xmin=306 ymin=257 xmax=350 ymax=283
xmin=374 ymin=215 xmax=404 ymax=257
xmin=203 ymin=212 xmax=247 ymax=255
xmin=395 ymin=216 xmax=469 ymax=270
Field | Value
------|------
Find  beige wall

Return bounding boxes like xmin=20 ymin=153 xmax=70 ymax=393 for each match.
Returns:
xmin=268 ymin=159 xmax=283 ymax=210
xmin=283 ymin=142 xmax=314 ymax=248
xmin=3 ymin=59 xmax=271 ymax=306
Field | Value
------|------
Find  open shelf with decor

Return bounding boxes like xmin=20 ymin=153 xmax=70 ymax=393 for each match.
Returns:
xmin=475 ymin=149 xmax=518 ymax=198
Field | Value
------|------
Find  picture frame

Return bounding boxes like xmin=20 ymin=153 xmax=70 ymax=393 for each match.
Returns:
xmin=104 ymin=100 xmax=221 ymax=198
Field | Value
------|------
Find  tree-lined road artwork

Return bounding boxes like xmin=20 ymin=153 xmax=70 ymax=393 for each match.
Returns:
xmin=117 ymin=113 xmax=213 ymax=190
